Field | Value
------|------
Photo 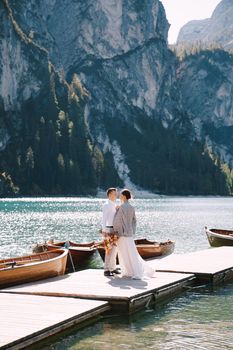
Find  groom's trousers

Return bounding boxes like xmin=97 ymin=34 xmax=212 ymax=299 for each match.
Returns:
xmin=104 ymin=245 xmax=117 ymax=271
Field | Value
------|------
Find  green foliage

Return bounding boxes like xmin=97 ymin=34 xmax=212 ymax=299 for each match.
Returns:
xmin=92 ymin=145 xmax=105 ymax=185
xmin=1 ymin=5 xmax=232 ymax=197
xmin=99 ymin=151 xmax=123 ymax=189
xmin=3 ymin=0 xmax=48 ymax=54
xmin=0 ymin=172 xmax=19 ymax=196
xmin=0 ymin=65 xmax=103 ymax=196
xmin=172 ymin=41 xmax=225 ymax=61
xmin=221 ymin=163 xmax=233 ymax=194
xmin=104 ymin=116 xmax=231 ymax=195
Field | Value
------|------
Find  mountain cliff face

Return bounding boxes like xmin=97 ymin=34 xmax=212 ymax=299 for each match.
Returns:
xmin=6 ymin=1 xmax=177 ymax=126
xmin=177 ymin=0 xmax=233 ymax=49
xmin=0 ymin=0 xmax=101 ymax=196
xmin=0 ymin=0 xmax=231 ymax=195
xmin=176 ymin=0 xmax=233 ymax=176
xmin=177 ymin=49 xmax=233 ymax=167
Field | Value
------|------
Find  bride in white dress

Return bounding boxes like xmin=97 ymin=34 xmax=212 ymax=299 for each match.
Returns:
xmin=113 ymin=189 xmax=155 ymax=280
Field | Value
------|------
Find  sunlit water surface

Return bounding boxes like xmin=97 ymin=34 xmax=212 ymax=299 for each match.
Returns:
xmin=1 ymin=196 xmax=233 ymax=349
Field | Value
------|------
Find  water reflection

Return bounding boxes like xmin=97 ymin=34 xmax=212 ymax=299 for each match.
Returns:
xmin=34 ymin=285 xmax=233 ymax=350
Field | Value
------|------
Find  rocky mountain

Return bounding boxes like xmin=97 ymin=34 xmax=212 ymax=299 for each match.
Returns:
xmin=0 ymin=0 xmax=102 ymax=196
xmin=0 ymin=0 xmax=231 ymax=196
xmin=177 ymin=0 xmax=233 ymax=49
xmin=175 ymin=0 xmax=233 ymax=183
xmin=177 ymin=49 xmax=233 ymax=168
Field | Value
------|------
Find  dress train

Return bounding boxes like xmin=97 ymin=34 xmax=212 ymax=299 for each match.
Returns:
xmin=117 ymin=236 xmax=155 ymax=279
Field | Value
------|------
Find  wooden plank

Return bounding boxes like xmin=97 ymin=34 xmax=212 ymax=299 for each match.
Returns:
xmin=150 ymin=246 xmax=233 ymax=283
xmin=0 ymin=269 xmax=194 ymax=313
xmin=0 ymin=293 xmax=109 ymax=350
xmin=1 ymin=269 xmax=193 ymax=300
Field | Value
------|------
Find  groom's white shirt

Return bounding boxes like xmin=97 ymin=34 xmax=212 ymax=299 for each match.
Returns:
xmin=102 ymin=199 xmax=116 ymax=230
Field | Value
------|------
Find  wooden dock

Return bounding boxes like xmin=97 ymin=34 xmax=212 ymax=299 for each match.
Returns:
xmin=0 ymin=293 xmax=109 ymax=350
xmin=1 ymin=269 xmax=194 ymax=313
xmin=151 ymin=246 xmax=233 ymax=284
xmin=1 ymin=246 xmax=233 ymax=349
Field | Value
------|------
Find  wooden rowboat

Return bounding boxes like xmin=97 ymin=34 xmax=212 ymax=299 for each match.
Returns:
xmin=205 ymin=227 xmax=233 ymax=247
xmin=34 ymin=240 xmax=96 ymax=271
xmin=134 ymin=238 xmax=175 ymax=259
xmin=0 ymin=249 xmax=68 ymax=289
xmin=97 ymin=238 xmax=175 ymax=262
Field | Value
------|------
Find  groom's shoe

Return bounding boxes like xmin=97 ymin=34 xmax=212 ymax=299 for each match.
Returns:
xmin=112 ymin=269 xmax=121 ymax=275
xmin=104 ymin=270 xmax=114 ymax=277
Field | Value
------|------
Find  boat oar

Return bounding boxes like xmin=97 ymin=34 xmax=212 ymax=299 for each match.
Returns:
xmin=0 ymin=261 xmax=17 ymax=268
xmin=12 ymin=259 xmax=42 ymax=265
xmin=64 ymin=241 xmax=75 ymax=272
xmin=0 ymin=259 xmax=42 ymax=269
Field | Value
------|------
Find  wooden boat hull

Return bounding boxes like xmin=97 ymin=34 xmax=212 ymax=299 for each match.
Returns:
xmin=46 ymin=241 xmax=96 ymax=271
xmin=135 ymin=239 xmax=175 ymax=259
xmin=0 ymin=249 xmax=68 ymax=289
xmin=97 ymin=239 xmax=175 ymax=262
xmin=205 ymin=228 xmax=233 ymax=247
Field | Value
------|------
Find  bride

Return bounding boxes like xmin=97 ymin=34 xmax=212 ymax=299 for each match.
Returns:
xmin=113 ymin=189 xmax=155 ymax=279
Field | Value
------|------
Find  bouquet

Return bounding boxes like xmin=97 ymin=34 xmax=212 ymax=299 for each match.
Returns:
xmin=103 ymin=234 xmax=118 ymax=255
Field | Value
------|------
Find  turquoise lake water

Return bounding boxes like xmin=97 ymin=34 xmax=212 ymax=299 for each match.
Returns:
xmin=1 ymin=196 xmax=233 ymax=349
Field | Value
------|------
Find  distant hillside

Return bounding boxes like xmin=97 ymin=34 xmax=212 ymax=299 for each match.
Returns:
xmin=177 ymin=48 xmax=233 ymax=187
xmin=177 ymin=0 xmax=233 ymax=49
xmin=0 ymin=0 xmax=232 ymax=196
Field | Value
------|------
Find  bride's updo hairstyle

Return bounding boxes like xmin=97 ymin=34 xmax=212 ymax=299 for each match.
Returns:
xmin=121 ymin=189 xmax=131 ymax=200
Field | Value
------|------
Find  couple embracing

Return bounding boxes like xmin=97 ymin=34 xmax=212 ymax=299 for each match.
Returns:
xmin=101 ymin=188 xmax=155 ymax=280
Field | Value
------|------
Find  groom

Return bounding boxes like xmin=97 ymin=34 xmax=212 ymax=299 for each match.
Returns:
xmin=101 ymin=187 xmax=120 ymax=276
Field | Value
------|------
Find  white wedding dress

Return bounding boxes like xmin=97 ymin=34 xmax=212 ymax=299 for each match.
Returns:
xmin=113 ymin=201 xmax=155 ymax=280
xmin=117 ymin=236 xmax=155 ymax=279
